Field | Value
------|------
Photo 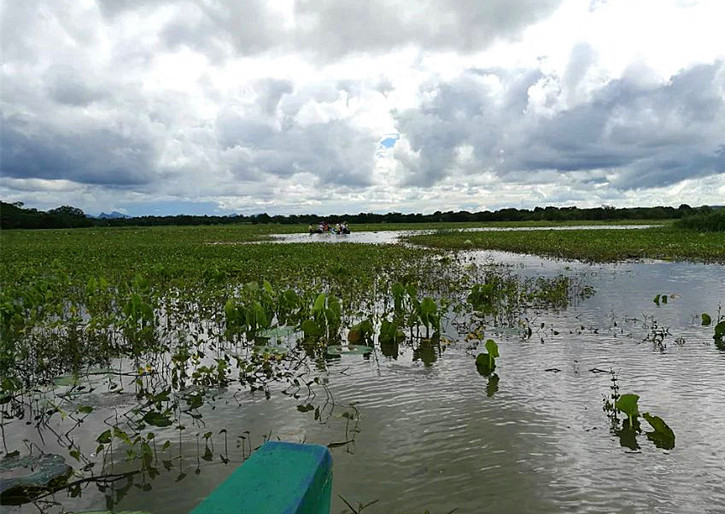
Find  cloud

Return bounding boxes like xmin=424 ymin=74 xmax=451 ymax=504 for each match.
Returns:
xmin=1 ymin=113 xmax=161 ymax=186
xmin=44 ymin=65 xmax=107 ymax=106
xmin=93 ymin=0 xmax=564 ymax=60
xmin=293 ymin=0 xmax=563 ymax=58
xmin=2 ymin=0 xmax=724 ymax=215
xmin=217 ymin=116 xmax=377 ymax=188
xmin=394 ymin=60 xmax=725 ymax=191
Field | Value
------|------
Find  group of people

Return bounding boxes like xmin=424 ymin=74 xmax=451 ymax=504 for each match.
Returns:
xmin=308 ymin=221 xmax=350 ymax=234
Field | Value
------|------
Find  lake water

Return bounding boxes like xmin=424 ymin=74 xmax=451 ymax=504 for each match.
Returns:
xmin=4 ymin=237 xmax=724 ymax=513
xmin=271 ymin=224 xmax=657 ymax=245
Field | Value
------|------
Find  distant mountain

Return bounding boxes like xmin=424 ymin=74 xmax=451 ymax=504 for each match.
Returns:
xmin=98 ymin=211 xmax=131 ymax=219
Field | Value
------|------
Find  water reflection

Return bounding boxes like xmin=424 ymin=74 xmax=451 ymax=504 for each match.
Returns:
xmin=5 ymin=250 xmax=724 ymax=513
xmin=271 ymin=224 xmax=657 ymax=245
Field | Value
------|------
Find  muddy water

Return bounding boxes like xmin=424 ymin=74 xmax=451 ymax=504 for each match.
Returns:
xmin=6 ymin=247 xmax=725 ymax=513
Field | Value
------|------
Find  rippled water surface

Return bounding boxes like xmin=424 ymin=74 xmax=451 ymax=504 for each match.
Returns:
xmin=272 ymin=224 xmax=656 ymax=245
xmin=141 ymin=252 xmax=722 ymax=513
xmin=7 ymin=242 xmax=724 ymax=513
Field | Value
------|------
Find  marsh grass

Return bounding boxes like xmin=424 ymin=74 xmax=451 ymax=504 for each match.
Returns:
xmin=404 ymin=226 xmax=725 ymax=262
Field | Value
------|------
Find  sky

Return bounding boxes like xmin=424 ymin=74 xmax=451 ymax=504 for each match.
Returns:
xmin=1 ymin=0 xmax=724 ymax=217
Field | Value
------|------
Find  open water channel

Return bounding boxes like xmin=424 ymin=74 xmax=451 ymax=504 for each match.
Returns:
xmin=4 ymin=229 xmax=724 ymax=513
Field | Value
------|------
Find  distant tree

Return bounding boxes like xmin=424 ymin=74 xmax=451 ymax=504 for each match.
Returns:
xmin=48 ymin=205 xmax=86 ymax=218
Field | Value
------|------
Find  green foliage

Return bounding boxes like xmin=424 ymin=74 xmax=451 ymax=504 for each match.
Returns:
xmin=610 ymin=390 xmax=676 ymax=450
xmin=642 ymin=413 xmax=676 ymax=450
xmin=701 ymin=311 xmax=725 ymax=350
xmin=475 ymin=339 xmax=499 ymax=377
xmin=406 ymin=226 xmax=725 ymax=263
xmin=615 ymin=394 xmax=640 ymax=426
xmin=347 ymin=319 xmax=374 ymax=344
xmin=675 ymin=209 xmax=725 ymax=232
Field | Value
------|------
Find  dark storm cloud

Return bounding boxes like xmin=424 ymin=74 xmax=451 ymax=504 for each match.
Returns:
xmin=395 ymin=61 xmax=725 ymax=190
xmin=1 ymin=115 xmax=160 ymax=186
xmin=44 ymin=66 xmax=107 ymax=106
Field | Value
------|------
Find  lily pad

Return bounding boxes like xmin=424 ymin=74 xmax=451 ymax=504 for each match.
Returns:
xmin=0 ymin=453 xmax=73 ymax=504
xmin=326 ymin=344 xmax=373 ymax=356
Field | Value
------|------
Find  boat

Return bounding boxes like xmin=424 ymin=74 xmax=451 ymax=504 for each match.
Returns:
xmin=191 ymin=441 xmax=332 ymax=513
xmin=309 ymin=222 xmax=350 ymax=235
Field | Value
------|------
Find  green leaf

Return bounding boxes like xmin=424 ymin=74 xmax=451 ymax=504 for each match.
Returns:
xmin=701 ymin=313 xmax=712 ymax=326
xmin=643 ymin=412 xmax=675 ymax=450
xmin=113 ymin=426 xmax=132 ymax=444
xmin=715 ymin=320 xmax=725 ymax=339
xmin=301 ymin=319 xmax=323 ymax=338
xmin=379 ymin=319 xmax=404 ymax=345
xmin=653 ymin=294 xmax=660 ymax=306
xmin=77 ymin=405 xmax=93 ymax=414
xmin=615 ymin=393 xmax=640 ymax=422
xmin=475 ymin=352 xmax=496 ymax=376
xmin=186 ymin=393 xmax=203 ymax=410
xmin=312 ymin=293 xmax=326 ymax=314
xmin=143 ymin=411 xmax=173 ymax=427
xmin=96 ymin=429 xmax=112 ymax=444
xmin=484 ymin=339 xmax=499 ymax=358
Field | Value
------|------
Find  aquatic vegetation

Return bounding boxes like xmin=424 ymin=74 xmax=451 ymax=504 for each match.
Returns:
xmin=604 ymin=379 xmax=676 ymax=451
xmin=642 ymin=317 xmax=670 ymax=352
xmin=462 ymin=272 xmax=592 ymax=343
xmin=405 ymin=226 xmax=725 ymax=263
xmin=701 ymin=310 xmax=725 ymax=350
xmin=615 ymin=394 xmax=640 ymax=427
xmin=475 ymin=339 xmax=499 ymax=377
xmin=347 ymin=319 xmax=374 ymax=345
xmin=653 ymin=294 xmax=669 ymax=306
xmin=2 ymin=223 xmax=711 ymax=510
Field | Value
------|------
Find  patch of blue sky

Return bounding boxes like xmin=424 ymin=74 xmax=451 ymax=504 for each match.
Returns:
xmin=379 ymin=134 xmax=400 ymax=149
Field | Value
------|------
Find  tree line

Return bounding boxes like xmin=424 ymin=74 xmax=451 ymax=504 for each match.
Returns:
xmin=0 ymin=200 xmax=717 ymax=230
